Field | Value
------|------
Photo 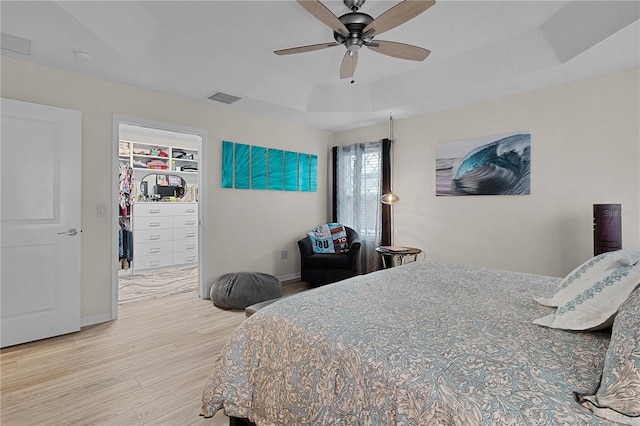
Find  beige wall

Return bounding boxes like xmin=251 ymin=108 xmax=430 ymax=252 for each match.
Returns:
xmin=3 ymin=56 xmax=638 ymax=323
xmin=1 ymin=57 xmax=331 ymax=323
xmin=334 ymin=68 xmax=640 ymax=277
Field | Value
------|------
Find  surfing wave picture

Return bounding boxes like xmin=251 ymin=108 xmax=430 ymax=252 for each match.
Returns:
xmin=436 ymin=132 xmax=531 ymax=196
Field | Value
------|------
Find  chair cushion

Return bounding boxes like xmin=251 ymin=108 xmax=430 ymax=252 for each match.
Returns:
xmin=305 ymin=252 xmax=352 ymax=269
xmin=210 ymin=272 xmax=282 ymax=310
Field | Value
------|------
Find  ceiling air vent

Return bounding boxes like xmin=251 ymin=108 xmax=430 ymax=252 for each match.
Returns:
xmin=207 ymin=92 xmax=241 ymax=105
xmin=1 ymin=32 xmax=31 ymax=56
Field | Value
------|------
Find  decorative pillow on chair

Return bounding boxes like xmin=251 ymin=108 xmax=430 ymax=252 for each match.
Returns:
xmin=308 ymin=223 xmax=349 ymax=254
xmin=535 ymin=247 xmax=640 ymax=307
xmin=577 ymin=287 xmax=640 ymax=425
xmin=533 ymin=262 xmax=639 ymax=331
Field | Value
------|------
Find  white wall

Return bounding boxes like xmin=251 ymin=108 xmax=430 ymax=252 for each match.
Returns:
xmin=334 ymin=68 xmax=640 ymax=277
xmin=1 ymin=57 xmax=330 ymax=322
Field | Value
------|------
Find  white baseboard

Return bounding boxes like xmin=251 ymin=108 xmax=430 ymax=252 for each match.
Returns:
xmin=277 ymin=272 xmax=300 ymax=282
xmin=81 ymin=313 xmax=113 ymax=328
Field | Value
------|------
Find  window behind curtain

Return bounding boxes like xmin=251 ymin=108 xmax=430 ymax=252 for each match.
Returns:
xmin=333 ymin=141 xmax=383 ymax=273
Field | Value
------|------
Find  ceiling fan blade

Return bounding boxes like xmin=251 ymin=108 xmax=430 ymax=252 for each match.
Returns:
xmin=274 ymin=42 xmax=339 ymax=55
xmin=363 ymin=0 xmax=435 ymax=36
xmin=340 ymin=51 xmax=358 ymax=79
xmin=297 ymin=0 xmax=349 ymax=35
xmin=367 ymin=40 xmax=430 ymax=61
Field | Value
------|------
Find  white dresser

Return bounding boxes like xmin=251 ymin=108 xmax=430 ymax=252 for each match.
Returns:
xmin=132 ymin=202 xmax=198 ymax=272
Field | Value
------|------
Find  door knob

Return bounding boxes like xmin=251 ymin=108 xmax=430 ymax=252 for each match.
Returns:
xmin=58 ymin=228 xmax=78 ymax=236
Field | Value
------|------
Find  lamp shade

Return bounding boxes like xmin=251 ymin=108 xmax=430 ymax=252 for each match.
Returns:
xmin=381 ymin=192 xmax=400 ymax=205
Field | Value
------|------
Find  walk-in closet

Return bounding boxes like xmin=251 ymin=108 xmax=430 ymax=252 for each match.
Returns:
xmin=117 ymin=123 xmax=201 ymax=304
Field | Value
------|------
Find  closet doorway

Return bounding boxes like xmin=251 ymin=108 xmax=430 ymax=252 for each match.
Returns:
xmin=112 ymin=116 xmax=208 ymax=319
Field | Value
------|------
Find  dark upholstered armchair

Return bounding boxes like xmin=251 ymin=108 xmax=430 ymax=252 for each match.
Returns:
xmin=297 ymin=226 xmax=361 ymax=287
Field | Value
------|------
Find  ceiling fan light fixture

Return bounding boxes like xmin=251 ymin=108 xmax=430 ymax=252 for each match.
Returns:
xmin=346 ymin=38 xmax=362 ymax=51
xmin=277 ymin=0 xmax=435 ymax=79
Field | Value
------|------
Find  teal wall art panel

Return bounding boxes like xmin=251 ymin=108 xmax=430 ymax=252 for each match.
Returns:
xmin=298 ymin=154 xmax=310 ymax=192
xmin=222 ymin=141 xmax=316 ymax=193
xmin=310 ymin=155 xmax=318 ymax=192
xmin=268 ymin=149 xmax=284 ymax=190
xmin=251 ymin=146 xmax=267 ymax=190
xmin=284 ymin=151 xmax=298 ymax=191
xmin=221 ymin=141 xmax=234 ymax=188
xmin=234 ymin=143 xmax=250 ymax=189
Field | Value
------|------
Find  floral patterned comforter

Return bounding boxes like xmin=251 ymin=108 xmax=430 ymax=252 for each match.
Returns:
xmin=201 ymin=261 xmax=614 ymax=425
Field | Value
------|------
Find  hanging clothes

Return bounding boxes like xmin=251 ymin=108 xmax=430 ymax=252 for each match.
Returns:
xmin=118 ymin=163 xmax=134 ymax=269
xmin=119 ymin=216 xmax=133 ymax=268
xmin=119 ymin=163 xmax=134 ymax=217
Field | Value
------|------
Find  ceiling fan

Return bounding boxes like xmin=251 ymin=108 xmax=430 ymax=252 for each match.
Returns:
xmin=274 ymin=0 xmax=435 ymax=81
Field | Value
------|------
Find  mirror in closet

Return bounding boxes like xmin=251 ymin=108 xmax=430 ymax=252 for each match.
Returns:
xmin=140 ymin=173 xmax=187 ymax=200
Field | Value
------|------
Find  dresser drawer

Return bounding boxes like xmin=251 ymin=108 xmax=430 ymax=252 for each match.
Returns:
xmin=135 ymin=228 xmax=172 ymax=243
xmin=174 ymin=251 xmax=198 ymax=265
xmin=134 ymin=240 xmax=173 ymax=256
xmin=134 ymin=253 xmax=173 ymax=270
xmin=173 ymin=215 xmax=198 ymax=228
xmin=134 ymin=203 xmax=172 ymax=217
xmin=174 ymin=240 xmax=198 ymax=253
xmin=173 ymin=203 xmax=197 ymax=216
xmin=135 ymin=215 xmax=173 ymax=231
xmin=173 ymin=228 xmax=198 ymax=240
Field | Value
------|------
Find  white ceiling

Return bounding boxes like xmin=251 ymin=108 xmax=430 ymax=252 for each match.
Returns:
xmin=1 ymin=1 xmax=639 ymax=133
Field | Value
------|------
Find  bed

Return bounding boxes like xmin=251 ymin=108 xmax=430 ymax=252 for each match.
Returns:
xmin=201 ymin=257 xmax=640 ymax=425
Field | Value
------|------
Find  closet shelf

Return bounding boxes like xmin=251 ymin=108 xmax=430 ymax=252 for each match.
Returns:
xmin=132 ymin=154 xmax=170 ymax=160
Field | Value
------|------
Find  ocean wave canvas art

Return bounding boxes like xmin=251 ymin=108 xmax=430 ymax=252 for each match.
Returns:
xmin=436 ymin=132 xmax=531 ymax=196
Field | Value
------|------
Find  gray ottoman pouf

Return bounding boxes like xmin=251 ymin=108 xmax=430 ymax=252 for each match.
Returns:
xmin=210 ymin=272 xmax=282 ymax=310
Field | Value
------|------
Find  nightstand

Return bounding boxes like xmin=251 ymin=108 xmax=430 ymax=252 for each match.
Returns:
xmin=375 ymin=246 xmax=422 ymax=269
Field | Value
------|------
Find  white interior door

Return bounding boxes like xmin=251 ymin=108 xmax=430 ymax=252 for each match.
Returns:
xmin=1 ymin=98 xmax=82 ymax=348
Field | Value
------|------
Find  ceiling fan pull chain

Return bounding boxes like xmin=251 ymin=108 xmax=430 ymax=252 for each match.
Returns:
xmin=351 ymin=51 xmax=355 ymax=84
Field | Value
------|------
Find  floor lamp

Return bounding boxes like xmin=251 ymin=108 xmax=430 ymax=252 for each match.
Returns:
xmin=381 ymin=114 xmax=399 ymax=245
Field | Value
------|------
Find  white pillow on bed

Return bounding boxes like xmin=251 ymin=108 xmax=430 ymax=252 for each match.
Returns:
xmin=534 ymin=247 xmax=640 ymax=308
xmin=533 ymin=263 xmax=639 ymax=331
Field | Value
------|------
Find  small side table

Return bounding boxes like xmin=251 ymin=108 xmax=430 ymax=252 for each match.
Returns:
xmin=376 ymin=246 xmax=422 ymax=269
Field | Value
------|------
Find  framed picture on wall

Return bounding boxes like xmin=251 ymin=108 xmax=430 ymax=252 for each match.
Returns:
xmin=436 ymin=132 xmax=531 ymax=196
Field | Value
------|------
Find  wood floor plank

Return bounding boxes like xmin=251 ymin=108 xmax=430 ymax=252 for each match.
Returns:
xmin=0 ymin=280 xmax=308 ymax=426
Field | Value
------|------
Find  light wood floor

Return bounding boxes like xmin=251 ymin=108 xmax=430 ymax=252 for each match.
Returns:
xmin=1 ymin=280 xmax=311 ymax=426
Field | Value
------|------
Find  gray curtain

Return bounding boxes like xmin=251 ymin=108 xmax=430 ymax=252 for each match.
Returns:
xmin=333 ymin=141 xmax=383 ymax=273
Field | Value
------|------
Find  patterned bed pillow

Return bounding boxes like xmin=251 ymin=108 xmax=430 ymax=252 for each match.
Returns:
xmin=535 ymin=247 xmax=640 ymax=307
xmin=578 ymin=287 xmax=640 ymax=425
xmin=532 ymin=264 xmax=639 ymax=330
xmin=308 ymin=223 xmax=349 ymax=254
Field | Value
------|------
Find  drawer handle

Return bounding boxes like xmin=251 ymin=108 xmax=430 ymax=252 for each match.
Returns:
xmin=149 ymin=248 xmax=160 ymax=254
xmin=149 ymin=209 xmax=161 ymax=214
xmin=149 ymin=235 xmax=161 ymax=241
xmin=185 ymin=233 xmax=196 ymax=238
xmin=185 ymin=209 xmax=196 ymax=213
xmin=186 ymin=244 xmax=196 ymax=250
xmin=186 ymin=256 xmax=196 ymax=262
xmin=150 ymin=260 xmax=161 ymax=266
xmin=149 ymin=222 xmax=161 ymax=227
xmin=185 ymin=221 xmax=196 ymax=226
